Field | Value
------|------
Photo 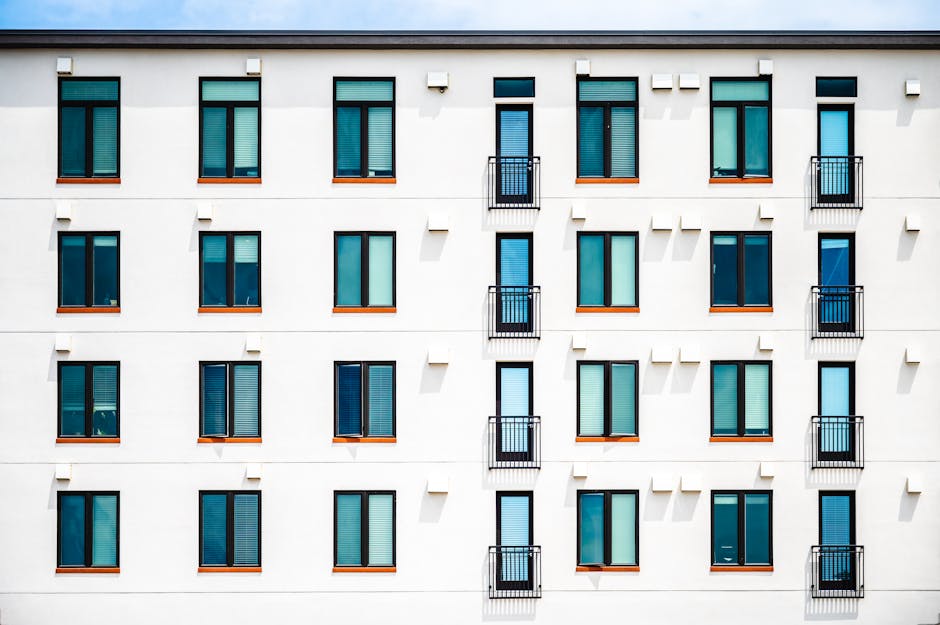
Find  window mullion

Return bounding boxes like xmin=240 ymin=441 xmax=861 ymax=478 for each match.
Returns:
xmin=738 ymin=493 xmax=746 ymax=565
xmin=84 ymin=106 xmax=93 ymax=178
xmin=361 ymin=234 xmax=370 ymax=307
xmin=85 ymin=364 xmax=93 ymax=437
xmin=226 ymin=234 xmax=234 ymax=307
xmin=737 ymin=364 xmax=745 ymax=436
xmin=603 ymin=362 xmax=612 ymax=436
xmin=604 ymin=234 xmax=612 ymax=307
xmin=604 ymin=492 xmax=612 ymax=565
xmin=737 ymin=234 xmax=745 ymax=307
xmin=226 ymin=104 xmax=234 ymax=179
xmin=737 ymin=103 xmax=745 ymax=178
xmin=360 ymin=106 xmax=369 ymax=178
xmin=226 ymin=493 xmax=235 ymax=566
xmin=227 ymin=363 xmax=234 ymax=438
xmin=361 ymin=363 xmax=369 ymax=437
xmin=603 ymin=104 xmax=612 ymax=178
xmin=361 ymin=493 xmax=370 ymax=566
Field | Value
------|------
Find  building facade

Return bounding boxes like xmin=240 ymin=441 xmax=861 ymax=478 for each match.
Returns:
xmin=0 ymin=30 xmax=938 ymax=624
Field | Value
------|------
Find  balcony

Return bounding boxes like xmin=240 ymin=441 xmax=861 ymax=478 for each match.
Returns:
xmin=811 ymin=286 xmax=864 ymax=339
xmin=811 ymin=545 xmax=864 ymax=598
xmin=810 ymin=156 xmax=863 ymax=209
xmin=487 ymin=286 xmax=541 ymax=339
xmin=488 ymin=545 xmax=541 ymax=599
xmin=487 ymin=416 xmax=541 ymax=469
xmin=811 ymin=416 xmax=864 ymax=469
xmin=487 ymin=156 xmax=541 ymax=209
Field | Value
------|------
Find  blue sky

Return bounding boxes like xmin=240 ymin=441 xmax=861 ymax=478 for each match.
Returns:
xmin=1 ymin=0 xmax=940 ymax=30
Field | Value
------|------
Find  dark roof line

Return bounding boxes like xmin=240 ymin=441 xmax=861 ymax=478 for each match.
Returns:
xmin=2 ymin=30 xmax=940 ymax=49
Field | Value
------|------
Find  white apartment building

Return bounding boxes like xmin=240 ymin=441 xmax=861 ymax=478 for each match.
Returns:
xmin=0 ymin=30 xmax=938 ymax=625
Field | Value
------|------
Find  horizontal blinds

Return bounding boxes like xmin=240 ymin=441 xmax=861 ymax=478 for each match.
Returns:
xmin=743 ymin=493 xmax=770 ymax=565
xmin=202 ymin=235 xmax=227 ymax=264
xmin=577 ymin=106 xmax=604 ymax=177
xmin=233 ymin=494 xmax=260 ymax=566
xmin=499 ymin=495 xmax=530 ymax=546
xmin=60 ymin=365 xmax=86 ymax=435
xmin=233 ymin=107 xmax=259 ymax=176
xmin=578 ymin=493 xmax=604 ymax=564
xmin=578 ymin=234 xmax=605 ymax=306
xmin=91 ymin=365 xmax=118 ymax=437
xmin=91 ymin=495 xmax=118 ymax=566
xmin=610 ymin=493 xmax=637 ymax=565
xmin=610 ymin=363 xmax=636 ymax=435
xmin=202 ymin=80 xmax=259 ymax=101
xmin=610 ymin=234 xmax=637 ymax=307
xmin=820 ymin=366 xmax=850 ymax=416
xmin=712 ymin=80 xmax=769 ymax=101
xmin=713 ymin=494 xmax=739 ymax=564
xmin=743 ymin=364 xmax=770 ymax=435
xmin=91 ymin=235 xmax=118 ymax=307
xmin=578 ymin=364 xmax=604 ymax=435
xmin=335 ymin=80 xmax=393 ymax=102
xmin=367 ymin=494 xmax=394 ymax=566
xmin=62 ymin=80 xmax=118 ymax=101
xmin=712 ymin=364 xmax=738 ymax=435
xmin=201 ymin=107 xmax=227 ymax=177
xmin=59 ymin=494 xmax=86 ymax=566
xmin=499 ymin=366 xmax=530 ymax=417
xmin=498 ymin=109 xmax=529 ymax=158
xmin=498 ymin=237 xmax=529 ymax=287
xmin=337 ymin=364 xmax=362 ymax=436
xmin=92 ymin=107 xmax=118 ymax=176
xmin=742 ymin=235 xmax=770 ymax=306
xmin=367 ymin=235 xmax=393 ymax=306
xmin=367 ymin=107 xmax=393 ymax=176
xmin=60 ymin=107 xmax=86 ymax=176
xmin=367 ymin=365 xmax=394 ymax=436
xmin=335 ymin=107 xmax=361 ymax=176
xmin=201 ymin=364 xmax=227 ymax=437
xmin=712 ymin=107 xmax=738 ymax=175
xmin=820 ymin=110 xmax=850 ymax=157
xmin=821 ymin=495 xmax=851 ymax=545
xmin=232 ymin=364 xmax=260 ymax=437
xmin=579 ymin=79 xmax=637 ymax=101
xmin=335 ymin=494 xmax=362 ymax=565
xmin=233 ymin=235 xmax=258 ymax=263
xmin=743 ymin=105 xmax=769 ymax=176
xmin=610 ymin=106 xmax=637 ymax=177
xmin=336 ymin=235 xmax=362 ymax=306
xmin=201 ymin=494 xmax=227 ymax=565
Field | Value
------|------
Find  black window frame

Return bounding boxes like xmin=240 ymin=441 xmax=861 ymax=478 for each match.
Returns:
xmin=198 ymin=361 xmax=262 ymax=439
xmin=57 ymin=231 xmax=121 ymax=309
xmin=333 ymin=231 xmax=397 ymax=308
xmin=332 ymin=77 xmax=396 ymax=179
xmin=198 ymin=77 xmax=262 ymax=179
xmin=332 ymin=490 xmax=397 ymax=568
xmin=198 ymin=490 xmax=262 ymax=568
xmin=816 ymin=77 xmax=857 ymax=98
xmin=333 ymin=361 xmax=397 ymax=438
xmin=709 ymin=231 xmax=773 ymax=308
xmin=493 ymin=77 xmax=535 ymax=98
xmin=198 ymin=231 xmax=262 ymax=309
xmin=576 ymin=489 xmax=640 ymax=566
xmin=57 ymin=76 xmax=121 ymax=179
xmin=709 ymin=76 xmax=772 ymax=179
xmin=56 ymin=491 xmax=120 ymax=568
xmin=709 ymin=360 xmax=773 ymax=437
xmin=575 ymin=77 xmax=639 ymax=179
xmin=576 ymin=360 xmax=640 ymax=437
xmin=576 ymin=231 xmax=640 ymax=308
xmin=57 ymin=361 xmax=121 ymax=439
xmin=710 ymin=490 xmax=773 ymax=567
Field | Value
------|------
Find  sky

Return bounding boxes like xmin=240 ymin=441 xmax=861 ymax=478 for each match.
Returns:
xmin=1 ymin=0 xmax=940 ymax=30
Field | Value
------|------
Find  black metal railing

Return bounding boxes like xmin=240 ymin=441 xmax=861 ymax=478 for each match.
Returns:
xmin=811 ymin=286 xmax=864 ymax=339
xmin=812 ymin=545 xmax=864 ymax=598
xmin=811 ymin=416 xmax=864 ymax=469
xmin=487 ymin=286 xmax=540 ymax=339
xmin=487 ymin=416 xmax=541 ymax=469
xmin=811 ymin=156 xmax=863 ymax=209
xmin=487 ymin=156 xmax=541 ymax=209
xmin=488 ymin=545 xmax=541 ymax=599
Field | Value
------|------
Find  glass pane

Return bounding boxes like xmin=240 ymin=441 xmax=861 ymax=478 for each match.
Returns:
xmin=712 ymin=364 xmax=738 ymax=435
xmin=744 ymin=364 xmax=770 ymax=435
xmin=202 ymin=80 xmax=259 ymax=101
xmin=367 ymin=364 xmax=394 ymax=436
xmin=712 ymin=107 xmax=738 ymax=177
xmin=577 ymin=107 xmax=604 ymax=177
xmin=335 ymin=80 xmax=393 ymax=102
xmin=499 ymin=366 xmax=530 ymax=417
xmin=367 ymin=107 xmax=393 ymax=177
xmin=368 ymin=494 xmax=394 ymax=566
xmin=578 ymin=234 xmax=604 ymax=306
xmin=335 ymin=494 xmax=362 ymax=565
xmin=337 ymin=364 xmax=362 ymax=436
xmin=232 ymin=364 xmax=259 ymax=437
xmin=233 ymin=107 xmax=259 ymax=177
xmin=578 ymin=493 xmax=604 ymax=564
xmin=816 ymin=77 xmax=857 ymax=98
xmin=743 ymin=235 xmax=770 ymax=306
xmin=499 ymin=496 xmax=530 ymax=546
xmin=712 ymin=235 xmax=738 ymax=306
xmin=92 ymin=236 xmax=118 ymax=307
xmin=60 ymin=107 xmax=86 ymax=176
xmin=498 ymin=237 xmax=530 ymax=287
xmin=493 ymin=78 xmax=534 ymax=98
xmin=610 ymin=107 xmax=637 ymax=177
xmin=201 ymin=107 xmax=227 ymax=177
xmin=91 ymin=365 xmax=118 ymax=437
xmin=820 ymin=366 xmax=850 ymax=417
xmin=744 ymin=106 xmax=768 ymax=176
xmin=201 ymin=235 xmax=228 ymax=306
xmin=92 ymin=107 xmax=117 ymax=176
xmin=713 ymin=80 xmax=769 ymax=101
xmin=60 ymin=494 xmax=86 ymax=566
xmin=201 ymin=364 xmax=227 ymax=437
xmin=368 ymin=235 xmax=393 ymax=306
xmin=60 ymin=365 xmax=86 ymax=436
xmin=713 ymin=494 xmax=739 ymax=564
xmin=578 ymin=79 xmax=636 ymax=101
xmin=744 ymin=494 xmax=770 ymax=565
xmin=610 ymin=234 xmax=637 ymax=306
xmin=611 ymin=493 xmax=637 ymax=565
xmin=335 ymin=107 xmax=361 ymax=176
xmin=578 ymin=364 xmax=605 ymax=436
xmin=610 ymin=363 xmax=636 ymax=435
xmin=60 ymin=235 xmax=86 ymax=306
xmin=91 ymin=495 xmax=118 ymax=566
xmin=820 ymin=237 xmax=850 ymax=287
xmin=821 ymin=495 xmax=851 ymax=546
xmin=61 ymin=80 xmax=118 ymax=101
xmin=201 ymin=493 xmax=227 ymax=565
xmin=336 ymin=235 xmax=362 ymax=306
xmin=233 ymin=493 xmax=259 ymax=566
xmin=233 ymin=235 xmax=259 ymax=307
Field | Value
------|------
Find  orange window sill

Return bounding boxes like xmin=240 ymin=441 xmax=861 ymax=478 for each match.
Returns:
xmin=332 ymin=566 xmax=396 ymax=573
xmin=333 ymin=307 xmax=396 ymax=314
xmin=56 ymin=567 xmax=120 ymax=574
xmin=577 ymin=306 xmax=639 ymax=313
xmin=198 ymin=566 xmax=262 ymax=573
xmin=710 ymin=565 xmax=773 ymax=572
xmin=575 ymin=177 xmax=639 ymax=184
xmin=56 ymin=437 xmax=120 ymax=444
xmin=709 ymin=306 xmax=773 ymax=313
xmin=576 ymin=565 xmax=640 ymax=572
xmin=709 ymin=177 xmax=773 ymax=184
xmin=333 ymin=437 xmax=397 ymax=444
xmin=332 ymin=177 xmax=396 ymax=184
xmin=197 ymin=177 xmax=261 ymax=184
xmin=57 ymin=307 xmax=120 ymax=314
xmin=198 ymin=437 xmax=262 ymax=444
xmin=56 ymin=178 xmax=121 ymax=184
xmin=709 ymin=436 xmax=773 ymax=443
xmin=198 ymin=307 xmax=262 ymax=314
xmin=576 ymin=436 xmax=639 ymax=443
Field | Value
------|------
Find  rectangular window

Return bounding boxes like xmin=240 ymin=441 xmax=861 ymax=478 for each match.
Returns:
xmin=199 ymin=362 xmax=261 ymax=439
xmin=711 ymin=491 xmax=772 ymax=567
xmin=335 ymin=362 xmax=396 ymax=438
xmin=711 ymin=361 xmax=771 ymax=437
xmin=577 ymin=232 xmax=638 ymax=308
xmin=199 ymin=78 xmax=260 ymax=179
xmin=334 ymin=491 xmax=396 ymax=568
xmin=816 ymin=77 xmax=857 ymax=98
xmin=577 ymin=490 xmax=639 ymax=567
xmin=334 ymin=232 xmax=395 ymax=308
xmin=58 ymin=362 xmax=119 ymax=439
xmin=58 ymin=78 xmax=120 ymax=179
xmin=199 ymin=491 xmax=261 ymax=568
xmin=58 ymin=232 xmax=120 ymax=309
xmin=710 ymin=232 xmax=771 ymax=308
xmin=57 ymin=491 xmax=119 ymax=569
xmin=577 ymin=78 xmax=638 ymax=178
xmin=577 ymin=361 xmax=638 ymax=437
xmin=334 ymin=78 xmax=395 ymax=178
xmin=710 ymin=78 xmax=771 ymax=178
xmin=494 ymin=78 xmax=535 ymax=98
xmin=199 ymin=232 xmax=261 ymax=308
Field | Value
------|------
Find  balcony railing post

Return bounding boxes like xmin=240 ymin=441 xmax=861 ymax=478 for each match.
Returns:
xmin=812 ymin=545 xmax=864 ymax=598
xmin=488 ymin=545 xmax=541 ymax=599
xmin=811 ymin=416 xmax=864 ymax=469
xmin=811 ymin=285 xmax=864 ymax=339
xmin=487 ymin=286 xmax=541 ymax=339
xmin=487 ymin=156 xmax=540 ymax=209
xmin=487 ymin=416 xmax=541 ymax=469
xmin=810 ymin=156 xmax=863 ymax=209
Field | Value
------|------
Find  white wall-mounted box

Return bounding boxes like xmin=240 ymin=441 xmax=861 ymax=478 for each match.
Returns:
xmin=651 ymin=214 xmax=673 ymax=231
xmin=55 ymin=464 xmax=72 ymax=480
xmin=679 ymin=346 xmax=701 ymax=363
xmin=651 ymin=74 xmax=674 ymax=90
xmin=760 ymin=462 xmax=776 ymax=478
xmin=245 ymin=334 xmax=262 ymax=353
xmin=427 ymin=71 xmax=449 ymax=90
xmin=759 ymin=334 xmax=774 ymax=352
xmin=905 ymin=214 xmax=922 ymax=232
xmin=245 ymin=463 xmax=263 ymax=480
xmin=427 ymin=345 xmax=450 ymax=365
xmin=55 ymin=334 xmax=72 ymax=353
xmin=905 ymin=346 xmax=922 ymax=364
xmin=570 ymin=203 xmax=587 ymax=221
xmin=575 ymin=59 xmax=591 ymax=76
xmin=651 ymin=346 xmax=675 ymax=364
xmin=196 ymin=201 xmax=213 ymax=221
xmin=55 ymin=201 xmax=72 ymax=221
xmin=905 ymin=79 xmax=921 ymax=96
xmin=680 ymin=214 xmax=702 ymax=230
xmin=572 ymin=462 xmax=589 ymax=479
xmin=246 ymin=58 xmax=262 ymax=75
xmin=678 ymin=73 xmax=700 ymax=89
xmin=427 ymin=213 xmax=449 ymax=231
xmin=427 ymin=475 xmax=449 ymax=493
xmin=652 ymin=474 xmax=675 ymax=492
xmin=56 ymin=57 xmax=73 ymax=75
xmin=758 ymin=59 xmax=774 ymax=75
xmin=680 ymin=474 xmax=703 ymax=492
xmin=570 ymin=333 xmax=587 ymax=351
xmin=759 ymin=203 xmax=775 ymax=220
xmin=907 ymin=474 xmax=924 ymax=493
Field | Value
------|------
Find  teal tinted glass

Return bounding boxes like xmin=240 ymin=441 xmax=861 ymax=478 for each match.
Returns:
xmin=610 ymin=363 xmax=636 ymax=435
xmin=233 ymin=494 xmax=259 ymax=566
xmin=367 ymin=107 xmax=393 ymax=176
xmin=712 ymin=364 xmax=738 ymax=435
xmin=578 ymin=364 xmax=604 ymax=436
xmin=60 ymin=235 xmax=86 ymax=306
xmin=336 ymin=494 xmax=362 ymax=565
xmin=579 ymin=493 xmax=604 ymax=564
xmin=611 ymin=493 xmax=637 ymax=565
xmin=367 ymin=365 xmax=394 ymax=436
xmin=578 ymin=106 xmax=604 ymax=177
xmin=62 ymin=80 xmax=118 ymax=101
xmin=201 ymin=494 xmax=227 ymax=565
xmin=60 ymin=107 xmax=86 ymax=176
xmin=712 ymin=107 xmax=738 ymax=176
xmin=92 ymin=236 xmax=118 ymax=307
xmin=578 ymin=234 xmax=604 ymax=306
xmin=368 ymin=494 xmax=394 ymax=566
xmin=610 ymin=234 xmax=637 ymax=306
xmin=610 ymin=107 xmax=637 ymax=177
xmin=494 ymin=78 xmax=534 ymax=97
xmin=201 ymin=234 xmax=228 ymax=306
xmin=712 ymin=235 xmax=738 ymax=305
xmin=336 ymin=107 xmax=362 ymax=176
xmin=233 ymin=235 xmax=259 ymax=307
xmin=744 ymin=106 xmax=769 ymax=176
xmin=744 ymin=494 xmax=770 ymax=564
xmin=744 ymin=364 xmax=770 ymax=435
xmin=201 ymin=107 xmax=227 ymax=177
xmin=60 ymin=365 xmax=86 ymax=435
xmin=336 ymin=235 xmax=362 ymax=306
xmin=816 ymin=77 xmax=857 ymax=97
xmin=233 ymin=107 xmax=259 ymax=176
xmin=202 ymin=80 xmax=259 ymax=101
xmin=91 ymin=495 xmax=118 ymax=566
xmin=713 ymin=80 xmax=769 ymax=101
xmin=368 ymin=235 xmax=393 ymax=306
xmin=92 ymin=107 xmax=117 ymax=176
xmin=91 ymin=365 xmax=118 ymax=437
xmin=713 ymin=494 xmax=739 ymax=564
xmin=578 ymin=79 xmax=636 ymax=101
xmin=232 ymin=364 xmax=259 ymax=437
xmin=59 ymin=494 xmax=86 ymax=566
xmin=336 ymin=80 xmax=393 ymax=102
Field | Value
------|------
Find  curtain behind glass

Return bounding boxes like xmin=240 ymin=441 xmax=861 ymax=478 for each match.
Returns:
xmin=578 ymin=493 xmax=604 ymax=564
xmin=713 ymin=494 xmax=739 ymax=564
xmin=201 ymin=494 xmax=227 ymax=565
xmin=59 ymin=494 xmax=85 ymax=566
xmin=336 ymin=235 xmax=362 ymax=306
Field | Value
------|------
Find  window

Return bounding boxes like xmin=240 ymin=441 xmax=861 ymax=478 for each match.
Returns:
xmin=711 ymin=361 xmax=771 ymax=438
xmin=334 ymin=79 xmax=394 ymax=178
xmin=710 ymin=232 xmax=771 ymax=308
xmin=57 ymin=492 xmax=119 ymax=570
xmin=199 ymin=232 xmax=261 ymax=309
xmin=199 ymin=362 xmax=261 ymax=440
xmin=58 ymin=78 xmax=119 ymax=179
xmin=58 ymin=232 xmax=119 ymax=309
xmin=711 ymin=491 xmax=772 ymax=567
xmin=199 ymin=78 xmax=260 ymax=179
xmin=334 ymin=232 xmax=395 ymax=309
xmin=334 ymin=491 xmax=396 ymax=569
xmin=577 ymin=361 xmax=638 ymax=438
xmin=710 ymin=78 xmax=771 ymax=179
xmin=335 ymin=362 xmax=396 ymax=439
xmin=199 ymin=491 xmax=261 ymax=569
xmin=58 ymin=362 xmax=119 ymax=439
xmin=494 ymin=78 xmax=534 ymax=98
xmin=577 ymin=232 xmax=638 ymax=309
xmin=577 ymin=490 xmax=638 ymax=568
xmin=816 ymin=77 xmax=857 ymax=98
xmin=577 ymin=78 xmax=638 ymax=179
